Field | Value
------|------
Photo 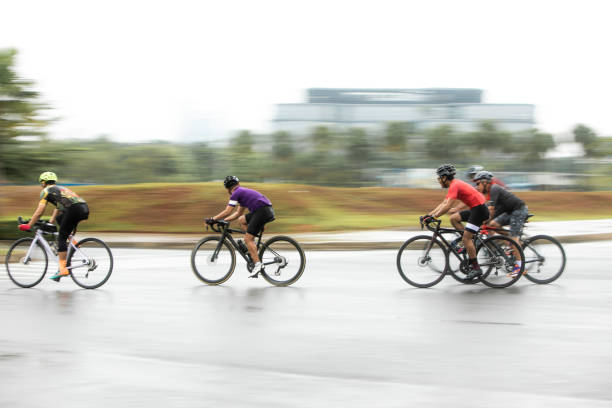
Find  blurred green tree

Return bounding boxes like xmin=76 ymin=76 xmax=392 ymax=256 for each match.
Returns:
xmin=231 ymin=130 xmax=254 ymax=155
xmin=114 ymin=144 xmax=181 ymax=183
xmin=523 ymin=130 xmax=556 ymax=160
xmin=311 ymin=126 xmax=332 ymax=154
xmin=346 ymin=128 xmax=371 ymax=164
xmin=272 ymin=131 xmax=294 ymax=159
xmin=469 ymin=121 xmax=512 ymax=153
xmin=573 ymin=124 xmax=601 ymax=157
xmin=0 ymin=48 xmax=52 ymax=181
xmin=384 ymin=122 xmax=414 ymax=152
xmin=424 ymin=125 xmax=459 ymax=161
xmin=189 ymin=142 xmax=217 ymax=180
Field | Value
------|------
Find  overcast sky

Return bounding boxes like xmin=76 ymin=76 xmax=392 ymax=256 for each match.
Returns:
xmin=2 ymin=0 xmax=611 ymax=142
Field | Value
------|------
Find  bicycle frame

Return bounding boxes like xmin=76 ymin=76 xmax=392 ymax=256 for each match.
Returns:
xmin=423 ymin=219 xmax=515 ymax=270
xmin=22 ymin=229 xmax=56 ymax=265
xmin=208 ymin=222 xmax=264 ymax=265
xmin=424 ymin=220 xmax=488 ymax=263
xmin=22 ymin=229 xmax=92 ymax=272
xmin=480 ymin=225 xmax=543 ymax=267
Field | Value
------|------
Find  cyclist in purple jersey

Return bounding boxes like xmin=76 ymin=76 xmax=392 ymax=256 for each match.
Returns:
xmin=206 ymin=176 xmax=275 ymax=277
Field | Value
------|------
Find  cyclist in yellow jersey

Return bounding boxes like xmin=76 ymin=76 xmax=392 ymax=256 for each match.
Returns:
xmin=18 ymin=172 xmax=89 ymax=281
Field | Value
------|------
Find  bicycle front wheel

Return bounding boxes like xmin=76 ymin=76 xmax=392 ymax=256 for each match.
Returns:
xmin=191 ymin=237 xmax=236 ymax=285
xmin=522 ymin=235 xmax=566 ymax=284
xmin=68 ymin=238 xmax=114 ymax=289
xmin=397 ymin=235 xmax=448 ymax=288
xmin=476 ymin=235 xmax=525 ymax=288
xmin=5 ymin=238 xmax=48 ymax=288
xmin=259 ymin=236 xmax=306 ymax=286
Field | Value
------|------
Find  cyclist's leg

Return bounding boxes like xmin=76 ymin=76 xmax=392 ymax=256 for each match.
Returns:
xmin=450 ymin=210 xmax=469 ymax=232
xmin=508 ymin=206 xmax=528 ymax=275
xmin=53 ymin=213 xmax=76 ymax=279
xmin=241 ymin=213 xmax=258 ymax=263
xmin=238 ymin=214 xmax=248 ymax=232
xmin=52 ymin=204 xmax=89 ymax=280
xmin=463 ymin=204 xmax=489 ymax=278
xmin=244 ymin=206 xmax=275 ymax=267
xmin=490 ymin=212 xmax=510 ymax=236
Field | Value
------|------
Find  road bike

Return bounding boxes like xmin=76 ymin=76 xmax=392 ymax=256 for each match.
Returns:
xmin=396 ymin=217 xmax=525 ymax=288
xmin=479 ymin=214 xmax=566 ymax=284
xmin=4 ymin=217 xmax=113 ymax=289
xmin=191 ymin=219 xmax=306 ymax=286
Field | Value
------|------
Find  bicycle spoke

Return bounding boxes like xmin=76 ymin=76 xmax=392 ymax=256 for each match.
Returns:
xmin=523 ymin=235 xmax=566 ymax=284
xmin=191 ymin=237 xmax=236 ymax=285
xmin=477 ymin=236 xmax=524 ymax=288
xmin=397 ymin=236 xmax=448 ymax=288
xmin=5 ymin=238 xmax=48 ymax=288
xmin=259 ymin=236 xmax=305 ymax=286
xmin=69 ymin=238 xmax=113 ymax=289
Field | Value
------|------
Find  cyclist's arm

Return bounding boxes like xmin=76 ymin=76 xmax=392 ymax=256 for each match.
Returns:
xmin=449 ymin=202 xmax=469 ymax=214
xmin=212 ymin=205 xmax=235 ymax=221
xmin=431 ymin=198 xmax=459 ymax=218
xmin=28 ymin=202 xmax=47 ymax=227
xmin=49 ymin=208 xmax=59 ymax=224
xmin=223 ymin=205 xmax=245 ymax=222
xmin=429 ymin=200 xmax=446 ymax=217
xmin=483 ymin=205 xmax=495 ymax=224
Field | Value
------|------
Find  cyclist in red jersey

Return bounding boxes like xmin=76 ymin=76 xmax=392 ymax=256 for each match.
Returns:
xmin=452 ymin=165 xmax=507 ymax=224
xmin=467 ymin=165 xmax=507 ymax=190
xmin=425 ymin=164 xmax=489 ymax=279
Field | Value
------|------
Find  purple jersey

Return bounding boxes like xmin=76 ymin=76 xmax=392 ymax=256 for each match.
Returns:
xmin=228 ymin=186 xmax=272 ymax=213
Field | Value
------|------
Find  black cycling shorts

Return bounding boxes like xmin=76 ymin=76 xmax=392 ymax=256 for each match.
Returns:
xmin=464 ymin=204 xmax=489 ymax=234
xmin=245 ymin=205 xmax=275 ymax=236
xmin=56 ymin=203 xmax=89 ymax=252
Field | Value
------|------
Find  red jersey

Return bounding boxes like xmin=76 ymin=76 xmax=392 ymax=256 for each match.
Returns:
xmin=491 ymin=177 xmax=507 ymax=189
xmin=446 ymin=179 xmax=485 ymax=208
xmin=485 ymin=177 xmax=508 ymax=200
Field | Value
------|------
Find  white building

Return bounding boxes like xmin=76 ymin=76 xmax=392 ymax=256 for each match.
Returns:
xmin=273 ymin=88 xmax=535 ymax=134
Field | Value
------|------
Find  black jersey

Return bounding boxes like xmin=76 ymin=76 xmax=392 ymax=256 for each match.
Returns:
xmin=488 ymin=184 xmax=524 ymax=215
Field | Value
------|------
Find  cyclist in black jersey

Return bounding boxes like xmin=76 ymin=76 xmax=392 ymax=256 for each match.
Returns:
xmin=18 ymin=171 xmax=90 ymax=281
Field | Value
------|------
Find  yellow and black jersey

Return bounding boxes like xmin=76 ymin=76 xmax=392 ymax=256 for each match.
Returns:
xmin=39 ymin=185 xmax=86 ymax=212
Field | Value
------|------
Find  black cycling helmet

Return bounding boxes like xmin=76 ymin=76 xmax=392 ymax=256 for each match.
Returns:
xmin=223 ymin=175 xmax=240 ymax=189
xmin=436 ymin=163 xmax=456 ymax=178
xmin=466 ymin=165 xmax=484 ymax=179
xmin=473 ymin=170 xmax=493 ymax=182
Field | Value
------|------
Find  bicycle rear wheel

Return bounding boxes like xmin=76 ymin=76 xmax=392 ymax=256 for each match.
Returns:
xmin=191 ymin=236 xmax=236 ymax=285
xmin=476 ymin=235 xmax=525 ymax=288
xmin=396 ymin=235 xmax=448 ymax=288
xmin=259 ymin=236 xmax=305 ymax=286
xmin=68 ymin=238 xmax=114 ymax=289
xmin=5 ymin=238 xmax=48 ymax=288
xmin=522 ymin=235 xmax=566 ymax=284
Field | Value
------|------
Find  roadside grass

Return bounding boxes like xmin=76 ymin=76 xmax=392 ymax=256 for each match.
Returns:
xmin=2 ymin=183 xmax=611 ymax=234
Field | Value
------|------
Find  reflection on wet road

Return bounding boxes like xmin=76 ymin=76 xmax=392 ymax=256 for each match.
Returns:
xmin=1 ymin=242 xmax=612 ymax=407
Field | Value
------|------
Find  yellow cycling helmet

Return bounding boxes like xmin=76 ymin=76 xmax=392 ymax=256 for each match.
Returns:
xmin=39 ymin=171 xmax=58 ymax=183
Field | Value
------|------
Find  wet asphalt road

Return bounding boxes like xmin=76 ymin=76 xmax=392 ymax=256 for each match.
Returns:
xmin=1 ymin=241 xmax=611 ymax=407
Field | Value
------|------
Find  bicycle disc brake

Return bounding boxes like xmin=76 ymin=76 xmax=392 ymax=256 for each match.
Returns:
xmin=417 ymin=255 xmax=431 ymax=267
